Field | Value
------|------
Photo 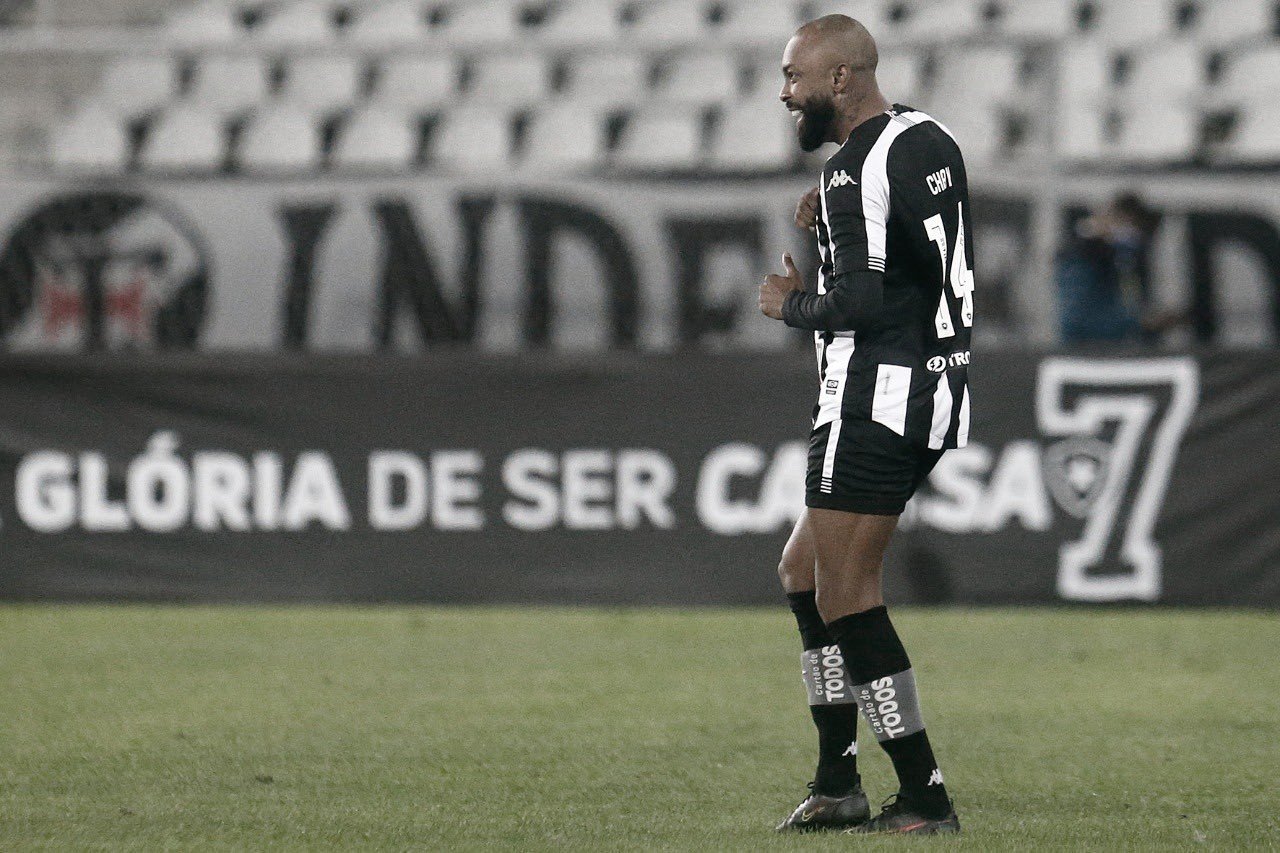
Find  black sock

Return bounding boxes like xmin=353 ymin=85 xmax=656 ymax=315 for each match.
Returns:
xmin=787 ymin=591 xmax=859 ymax=797
xmin=826 ymin=605 xmax=950 ymax=818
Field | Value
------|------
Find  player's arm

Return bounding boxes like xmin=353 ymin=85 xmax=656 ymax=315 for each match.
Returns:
xmin=762 ymin=162 xmax=889 ymax=330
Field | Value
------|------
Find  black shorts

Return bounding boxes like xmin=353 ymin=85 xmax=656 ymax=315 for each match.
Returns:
xmin=806 ymin=418 xmax=944 ymax=516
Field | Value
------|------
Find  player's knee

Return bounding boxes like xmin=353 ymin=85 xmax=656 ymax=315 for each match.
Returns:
xmin=777 ymin=557 xmax=803 ymax=589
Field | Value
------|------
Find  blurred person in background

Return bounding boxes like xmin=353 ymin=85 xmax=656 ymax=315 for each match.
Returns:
xmin=1055 ymin=191 xmax=1183 ymax=345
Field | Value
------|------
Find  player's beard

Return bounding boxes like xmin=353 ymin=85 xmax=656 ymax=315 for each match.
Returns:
xmin=796 ymin=96 xmax=836 ymax=152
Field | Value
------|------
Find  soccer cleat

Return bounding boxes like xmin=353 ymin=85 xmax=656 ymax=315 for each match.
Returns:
xmin=847 ymin=793 xmax=960 ymax=835
xmin=775 ymin=780 xmax=870 ymax=832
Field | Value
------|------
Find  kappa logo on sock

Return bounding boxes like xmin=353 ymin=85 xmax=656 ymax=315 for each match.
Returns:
xmin=927 ymin=769 xmax=944 ymax=786
xmin=842 ymin=741 xmax=858 ymax=757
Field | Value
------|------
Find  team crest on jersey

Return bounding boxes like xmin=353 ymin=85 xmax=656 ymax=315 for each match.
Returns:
xmin=826 ymin=169 xmax=856 ymax=191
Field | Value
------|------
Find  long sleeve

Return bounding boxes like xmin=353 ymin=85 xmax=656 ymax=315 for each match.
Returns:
xmin=782 ymin=269 xmax=885 ymax=331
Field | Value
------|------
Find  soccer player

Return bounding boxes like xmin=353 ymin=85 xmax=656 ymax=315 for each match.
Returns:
xmin=759 ymin=14 xmax=971 ymax=835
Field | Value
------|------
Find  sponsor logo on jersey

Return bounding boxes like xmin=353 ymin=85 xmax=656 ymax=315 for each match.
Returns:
xmin=927 ymin=351 xmax=970 ymax=372
xmin=826 ymin=169 xmax=857 ymax=191
xmin=928 ymin=769 xmax=944 ymax=786
xmin=825 ymin=378 xmax=840 ymax=394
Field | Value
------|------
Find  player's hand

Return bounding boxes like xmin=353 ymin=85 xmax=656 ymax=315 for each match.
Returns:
xmin=760 ymin=253 xmax=802 ymax=320
xmin=794 ymin=186 xmax=820 ymax=231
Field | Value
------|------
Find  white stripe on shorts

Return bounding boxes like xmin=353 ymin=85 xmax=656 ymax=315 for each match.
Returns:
xmin=820 ymin=418 xmax=842 ymax=493
xmin=928 ymin=374 xmax=954 ymax=450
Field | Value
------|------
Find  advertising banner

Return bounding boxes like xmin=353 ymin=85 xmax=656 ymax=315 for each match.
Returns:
xmin=0 ymin=351 xmax=1275 ymax=606
xmin=0 ymin=172 xmax=1276 ymax=352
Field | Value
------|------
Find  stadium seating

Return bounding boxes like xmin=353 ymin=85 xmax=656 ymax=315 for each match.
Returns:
xmin=332 ymin=106 xmax=420 ymax=170
xmin=467 ymin=53 xmax=552 ymax=106
xmin=562 ymin=50 xmax=650 ymax=107
xmin=139 ymin=104 xmax=225 ymax=171
xmin=49 ymin=104 xmax=130 ymax=171
xmin=94 ymin=53 xmax=177 ymax=118
xmin=428 ymin=107 xmax=514 ymax=169
xmin=237 ymin=104 xmax=323 ymax=171
xmin=279 ymin=54 xmax=363 ymax=114
xmin=255 ymin=1 xmax=335 ymax=46
xmin=521 ymin=103 xmax=607 ymax=170
xmin=187 ymin=53 xmax=271 ymax=116
xmin=30 ymin=0 xmax=1280 ymax=174
xmin=346 ymin=0 xmax=429 ymax=45
xmin=709 ymin=100 xmax=795 ymax=171
xmin=374 ymin=54 xmax=456 ymax=110
xmin=613 ymin=106 xmax=703 ymax=170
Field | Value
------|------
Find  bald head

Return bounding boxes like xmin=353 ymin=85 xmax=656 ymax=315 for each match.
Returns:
xmin=779 ymin=14 xmax=889 ymax=150
xmin=794 ymin=14 xmax=879 ymax=76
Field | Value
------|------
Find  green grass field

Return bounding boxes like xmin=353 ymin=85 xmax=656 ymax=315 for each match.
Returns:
xmin=2 ymin=605 xmax=1277 ymax=851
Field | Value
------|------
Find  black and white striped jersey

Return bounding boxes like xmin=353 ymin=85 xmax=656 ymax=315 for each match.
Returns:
xmin=806 ymin=104 xmax=973 ymax=450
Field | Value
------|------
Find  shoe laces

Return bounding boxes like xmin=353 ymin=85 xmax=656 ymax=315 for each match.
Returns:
xmin=875 ymin=792 xmax=911 ymax=818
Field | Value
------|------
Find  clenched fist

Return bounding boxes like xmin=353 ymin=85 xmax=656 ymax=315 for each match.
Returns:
xmin=760 ymin=253 xmax=803 ymax=320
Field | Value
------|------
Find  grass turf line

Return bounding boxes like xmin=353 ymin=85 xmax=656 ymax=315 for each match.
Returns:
xmin=1 ymin=605 xmax=1277 ymax=851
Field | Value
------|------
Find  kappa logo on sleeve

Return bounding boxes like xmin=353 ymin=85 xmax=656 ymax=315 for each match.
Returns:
xmin=826 ymin=170 xmax=857 ymax=191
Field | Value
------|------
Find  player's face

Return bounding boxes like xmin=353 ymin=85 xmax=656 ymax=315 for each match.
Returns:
xmin=780 ymin=36 xmax=837 ymax=152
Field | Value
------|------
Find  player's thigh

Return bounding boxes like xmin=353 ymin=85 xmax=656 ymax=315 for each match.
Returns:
xmin=807 ymin=508 xmax=899 ymax=619
xmin=806 ymin=507 xmax=899 ymax=576
xmin=777 ymin=510 xmax=817 ymax=592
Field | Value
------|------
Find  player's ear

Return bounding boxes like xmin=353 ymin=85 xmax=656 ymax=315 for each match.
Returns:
xmin=831 ymin=63 xmax=850 ymax=94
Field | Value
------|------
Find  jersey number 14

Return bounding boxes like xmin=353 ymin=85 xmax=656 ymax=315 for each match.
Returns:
xmin=923 ymin=201 xmax=974 ymax=339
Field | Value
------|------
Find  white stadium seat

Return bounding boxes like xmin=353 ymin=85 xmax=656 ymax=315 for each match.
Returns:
xmin=374 ymin=55 xmax=456 ymax=110
xmin=536 ymin=0 xmax=622 ymax=46
xmin=626 ymin=0 xmax=709 ymax=46
xmin=429 ymin=107 xmax=514 ymax=169
xmin=1115 ymin=102 xmax=1199 ymax=160
xmin=709 ymin=101 xmax=794 ymax=171
xmin=1058 ymin=40 xmax=1115 ymax=105
xmin=255 ymin=1 xmax=336 ymax=46
xmin=1217 ymin=45 xmax=1280 ymax=107
xmin=613 ymin=106 xmax=702 ymax=170
xmin=347 ymin=0 xmax=429 ymax=46
xmin=333 ymin=107 xmax=420 ymax=169
xmin=716 ymin=1 xmax=802 ymax=44
xmin=1195 ymin=0 xmax=1277 ymax=45
xmin=876 ymin=52 xmax=924 ymax=104
xmin=563 ymin=51 xmax=650 ymax=107
xmin=166 ymin=1 xmax=239 ymax=45
xmin=141 ymin=104 xmax=226 ymax=171
xmin=467 ymin=54 xmax=551 ymax=106
xmin=280 ymin=54 xmax=363 ymax=114
xmin=96 ymin=54 xmax=177 ymax=118
xmin=993 ymin=0 xmax=1075 ymax=40
xmin=188 ymin=54 xmax=271 ymax=116
xmin=1223 ymin=107 xmax=1280 ymax=163
xmin=933 ymin=46 xmax=1022 ymax=103
xmin=1058 ymin=103 xmax=1109 ymax=160
xmin=1120 ymin=41 xmax=1206 ymax=103
xmin=521 ymin=103 xmax=607 ymax=171
xmin=651 ymin=52 xmax=739 ymax=105
xmin=49 ymin=104 xmax=130 ymax=172
xmin=1088 ymin=0 xmax=1180 ymax=45
xmin=905 ymin=0 xmax=987 ymax=41
xmin=435 ymin=0 xmax=522 ymax=46
xmin=238 ymin=105 xmax=323 ymax=171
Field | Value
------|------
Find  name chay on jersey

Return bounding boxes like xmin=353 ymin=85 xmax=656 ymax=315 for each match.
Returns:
xmin=811 ymin=105 xmax=974 ymax=452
